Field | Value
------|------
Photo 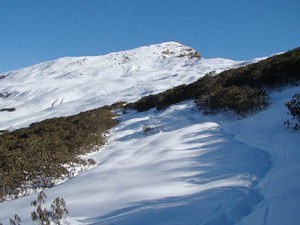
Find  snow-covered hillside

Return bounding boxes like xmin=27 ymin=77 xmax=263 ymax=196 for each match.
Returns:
xmin=0 ymin=43 xmax=299 ymax=225
xmin=0 ymin=88 xmax=298 ymax=225
xmin=0 ymin=42 xmax=242 ymax=130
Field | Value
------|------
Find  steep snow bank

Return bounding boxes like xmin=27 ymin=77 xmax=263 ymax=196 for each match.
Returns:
xmin=1 ymin=42 xmax=297 ymax=225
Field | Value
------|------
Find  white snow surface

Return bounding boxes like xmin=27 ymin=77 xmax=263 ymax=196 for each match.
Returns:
xmin=0 ymin=42 xmax=299 ymax=225
xmin=0 ymin=41 xmax=242 ymax=130
xmin=0 ymin=100 xmax=271 ymax=225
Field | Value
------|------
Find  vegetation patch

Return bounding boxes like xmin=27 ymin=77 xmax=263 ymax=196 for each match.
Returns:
xmin=0 ymin=107 xmax=16 ymax=112
xmin=142 ymin=124 xmax=163 ymax=135
xmin=0 ymin=190 xmax=69 ymax=225
xmin=284 ymin=93 xmax=300 ymax=130
xmin=127 ymin=47 xmax=300 ymax=116
xmin=0 ymin=107 xmax=117 ymax=200
xmin=0 ymin=92 xmax=11 ymax=99
xmin=0 ymin=47 xmax=299 ymax=202
xmin=194 ymin=86 xmax=269 ymax=116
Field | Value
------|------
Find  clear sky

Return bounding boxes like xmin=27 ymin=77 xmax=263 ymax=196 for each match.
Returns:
xmin=0 ymin=0 xmax=299 ymax=73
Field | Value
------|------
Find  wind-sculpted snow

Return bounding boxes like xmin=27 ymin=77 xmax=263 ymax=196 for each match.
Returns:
xmin=222 ymin=87 xmax=300 ymax=225
xmin=0 ymin=101 xmax=271 ymax=224
xmin=0 ymin=43 xmax=298 ymax=225
xmin=0 ymin=42 xmax=242 ymax=130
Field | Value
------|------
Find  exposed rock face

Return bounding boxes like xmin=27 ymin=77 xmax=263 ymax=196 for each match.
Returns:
xmin=159 ymin=42 xmax=201 ymax=59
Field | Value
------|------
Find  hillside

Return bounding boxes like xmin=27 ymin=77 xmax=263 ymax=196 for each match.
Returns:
xmin=0 ymin=43 xmax=299 ymax=225
xmin=0 ymin=42 xmax=244 ymax=131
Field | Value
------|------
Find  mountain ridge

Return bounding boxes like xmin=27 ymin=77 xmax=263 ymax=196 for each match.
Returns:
xmin=0 ymin=44 xmax=299 ymax=225
xmin=0 ymin=42 xmax=242 ymax=130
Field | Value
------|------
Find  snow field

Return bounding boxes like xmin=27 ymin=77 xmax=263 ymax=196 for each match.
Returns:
xmin=0 ymin=42 xmax=298 ymax=225
xmin=0 ymin=101 xmax=271 ymax=225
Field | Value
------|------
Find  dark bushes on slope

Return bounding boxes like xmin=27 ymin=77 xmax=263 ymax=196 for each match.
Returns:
xmin=127 ymin=47 xmax=300 ymax=116
xmin=194 ymin=86 xmax=269 ymax=116
xmin=220 ymin=48 xmax=300 ymax=89
xmin=127 ymin=84 xmax=190 ymax=111
xmin=0 ymin=107 xmax=117 ymax=200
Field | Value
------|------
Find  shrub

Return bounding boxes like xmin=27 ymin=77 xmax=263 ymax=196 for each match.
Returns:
xmin=31 ymin=190 xmax=69 ymax=225
xmin=0 ymin=191 xmax=68 ymax=225
xmin=284 ymin=93 xmax=300 ymax=130
xmin=127 ymin=84 xmax=189 ymax=111
xmin=127 ymin=47 xmax=300 ymax=117
xmin=195 ymin=86 xmax=269 ymax=116
xmin=0 ymin=107 xmax=117 ymax=199
xmin=143 ymin=126 xmax=154 ymax=135
xmin=0 ymin=108 xmax=16 ymax=112
xmin=87 ymin=158 xmax=97 ymax=166
xmin=142 ymin=125 xmax=163 ymax=135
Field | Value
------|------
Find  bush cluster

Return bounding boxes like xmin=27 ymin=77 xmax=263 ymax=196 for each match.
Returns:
xmin=142 ymin=125 xmax=163 ymax=135
xmin=1 ymin=190 xmax=68 ymax=225
xmin=0 ymin=108 xmax=16 ymax=112
xmin=127 ymin=84 xmax=190 ymax=111
xmin=127 ymin=47 xmax=300 ymax=116
xmin=284 ymin=93 xmax=300 ymax=130
xmin=0 ymin=107 xmax=117 ymax=200
xmin=195 ymin=86 xmax=268 ymax=116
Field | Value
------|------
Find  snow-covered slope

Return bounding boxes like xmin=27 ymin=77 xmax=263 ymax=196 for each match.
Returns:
xmin=0 ymin=43 xmax=299 ymax=225
xmin=225 ymin=87 xmax=300 ymax=225
xmin=0 ymin=42 xmax=243 ymax=130
xmin=0 ymin=88 xmax=298 ymax=225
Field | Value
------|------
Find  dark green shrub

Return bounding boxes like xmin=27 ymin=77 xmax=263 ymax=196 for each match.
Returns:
xmin=127 ymin=47 xmax=300 ymax=117
xmin=195 ymin=86 xmax=269 ymax=116
xmin=284 ymin=93 xmax=300 ymax=130
xmin=127 ymin=84 xmax=189 ymax=111
xmin=220 ymin=48 xmax=300 ymax=89
xmin=0 ymin=107 xmax=117 ymax=199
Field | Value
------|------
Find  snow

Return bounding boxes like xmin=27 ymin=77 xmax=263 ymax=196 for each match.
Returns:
xmin=0 ymin=101 xmax=272 ymax=224
xmin=221 ymin=86 xmax=300 ymax=225
xmin=0 ymin=42 xmax=242 ymax=130
xmin=0 ymin=42 xmax=299 ymax=225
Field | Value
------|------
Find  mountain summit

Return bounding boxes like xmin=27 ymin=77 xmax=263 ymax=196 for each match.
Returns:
xmin=0 ymin=42 xmax=240 ymax=130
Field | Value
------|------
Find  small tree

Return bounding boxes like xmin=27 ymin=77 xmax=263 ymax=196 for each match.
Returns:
xmin=284 ymin=93 xmax=300 ymax=131
xmin=50 ymin=197 xmax=69 ymax=225
xmin=31 ymin=190 xmax=68 ymax=225
xmin=1 ymin=191 xmax=68 ymax=225
xmin=31 ymin=190 xmax=51 ymax=225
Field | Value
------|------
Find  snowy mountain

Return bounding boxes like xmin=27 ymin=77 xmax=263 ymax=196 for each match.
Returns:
xmin=0 ymin=42 xmax=243 ymax=130
xmin=0 ymin=43 xmax=299 ymax=225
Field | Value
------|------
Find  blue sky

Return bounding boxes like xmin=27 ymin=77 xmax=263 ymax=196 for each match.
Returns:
xmin=0 ymin=0 xmax=299 ymax=73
